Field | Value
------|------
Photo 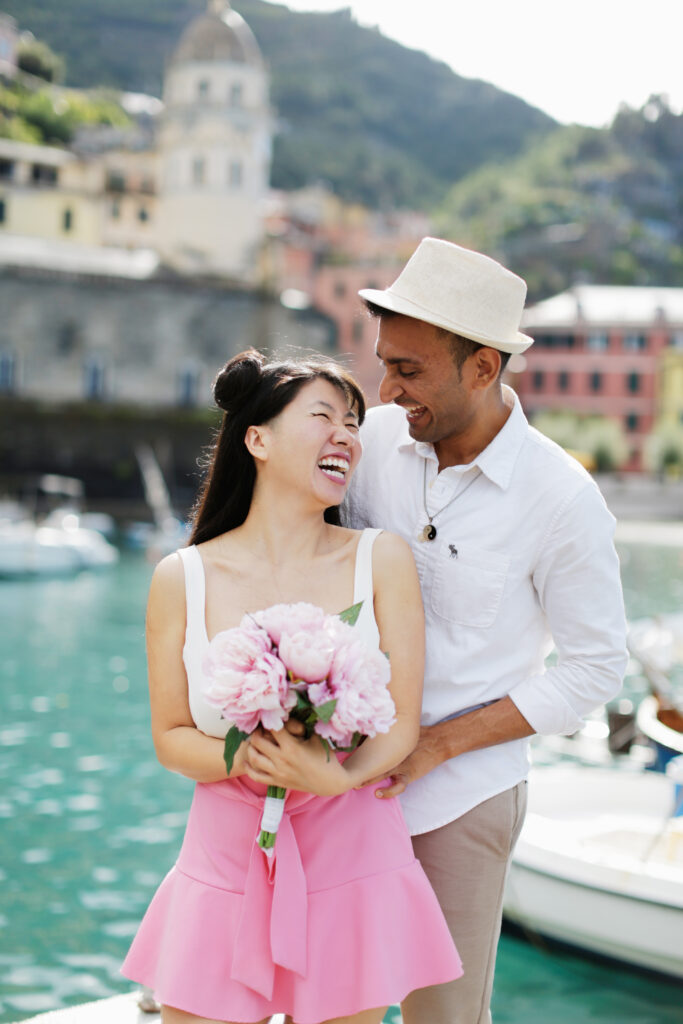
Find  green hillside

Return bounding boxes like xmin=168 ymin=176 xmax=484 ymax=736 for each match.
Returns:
xmin=0 ymin=0 xmax=556 ymax=208
xmin=437 ymin=96 xmax=683 ymax=300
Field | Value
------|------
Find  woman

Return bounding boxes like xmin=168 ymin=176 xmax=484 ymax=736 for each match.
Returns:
xmin=121 ymin=349 xmax=462 ymax=1024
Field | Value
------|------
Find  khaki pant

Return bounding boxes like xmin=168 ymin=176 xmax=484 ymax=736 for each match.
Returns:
xmin=402 ymin=781 xmax=528 ymax=1024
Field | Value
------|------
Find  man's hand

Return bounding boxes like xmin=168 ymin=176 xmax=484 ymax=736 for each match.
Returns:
xmin=365 ymin=698 xmax=534 ymax=798
xmin=368 ymin=725 xmax=444 ymax=798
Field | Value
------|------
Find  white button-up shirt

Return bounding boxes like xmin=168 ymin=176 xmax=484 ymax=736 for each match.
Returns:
xmin=343 ymin=389 xmax=627 ymax=835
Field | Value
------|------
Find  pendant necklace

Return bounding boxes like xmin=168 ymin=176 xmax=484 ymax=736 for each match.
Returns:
xmin=421 ymin=460 xmax=481 ymax=541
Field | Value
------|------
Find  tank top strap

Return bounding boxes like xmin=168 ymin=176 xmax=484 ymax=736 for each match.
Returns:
xmin=177 ymin=545 xmax=208 ymax=646
xmin=352 ymin=528 xmax=382 ymax=609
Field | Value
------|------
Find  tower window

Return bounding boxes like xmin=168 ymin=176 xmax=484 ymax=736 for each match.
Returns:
xmin=62 ymin=208 xmax=73 ymax=232
xmin=229 ymin=160 xmax=243 ymax=188
xmin=192 ymin=157 xmax=206 ymax=186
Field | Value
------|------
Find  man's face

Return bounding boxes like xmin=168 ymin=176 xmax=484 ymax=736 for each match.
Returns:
xmin=375 ymin=315 xmax=476 ymax=445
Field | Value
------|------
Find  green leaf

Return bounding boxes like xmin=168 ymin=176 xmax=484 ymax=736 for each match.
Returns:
xmin=338 ymin=600 xmax=363 ymax=626
xmin=314 ymin=698 xmax=338 ymax=723
xmin=295 ymin=692 xmax=312 ymax=712
xmin=223 ymin=726 xmax=250 ymax=776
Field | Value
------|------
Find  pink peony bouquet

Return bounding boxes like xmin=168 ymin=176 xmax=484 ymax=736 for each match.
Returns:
xmin=203 ymin=600 xmax=395 ymax=855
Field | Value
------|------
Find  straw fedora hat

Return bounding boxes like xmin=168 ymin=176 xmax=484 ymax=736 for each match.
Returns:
xmin=359 ymin=237 xmax=534 ymax=355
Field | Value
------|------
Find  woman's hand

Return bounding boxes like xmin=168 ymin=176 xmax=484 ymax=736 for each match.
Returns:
xmin=244 ymin=726 xmax=352 ymax=797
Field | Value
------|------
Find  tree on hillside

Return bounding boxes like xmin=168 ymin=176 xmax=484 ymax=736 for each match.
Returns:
xmin=17 ymin=35 xmax=65 ymax=83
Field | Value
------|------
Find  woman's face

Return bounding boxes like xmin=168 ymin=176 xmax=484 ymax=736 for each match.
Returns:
xmin=257 ymin=377 xmax=362 ymax=507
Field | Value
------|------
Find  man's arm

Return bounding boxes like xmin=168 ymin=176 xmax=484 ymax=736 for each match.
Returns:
xmin=376 ymin=481 xmax=627 ymax=798
xmin=376 ymin=697 xmax=533 ymax=798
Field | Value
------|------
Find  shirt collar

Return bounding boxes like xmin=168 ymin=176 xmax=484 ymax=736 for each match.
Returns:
xmin=396 ymin=385 xmax=528 ymax=491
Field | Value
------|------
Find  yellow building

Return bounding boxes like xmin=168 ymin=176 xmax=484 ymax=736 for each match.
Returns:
xmin=658 ymin=343 xmax=683 ymax=428
xmin=0 ymin=138 xmax=102 ymax=245
xmin=0 ymin=1 xmax=271 ymax=282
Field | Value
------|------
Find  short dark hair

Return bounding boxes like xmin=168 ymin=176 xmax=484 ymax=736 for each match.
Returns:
xmin=363 ymin=299 xmax=511 ymax=378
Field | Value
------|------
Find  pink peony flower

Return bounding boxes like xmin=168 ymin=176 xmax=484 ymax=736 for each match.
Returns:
xmin=204 ymin=627 xmax=294 ymax=732
xmin=254 ymin=602 xmax=327 ymax=645
xmin=278 ymin=626 xmax=336 ymax=683
xmin=314 ymin=639 xmax=395 ymax=746
xmin=203 ymin=620 xmax=272 ymax=678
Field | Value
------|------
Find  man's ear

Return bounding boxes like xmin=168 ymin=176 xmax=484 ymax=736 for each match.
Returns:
xmin=244 ymin=424 xmax=269 ymax=462
xmin=472 ymin=347 xmax=502 ymax=389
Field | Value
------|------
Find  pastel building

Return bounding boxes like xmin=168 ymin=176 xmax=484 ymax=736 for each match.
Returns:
xmin=517 ymin=285 xmax=683 ymax=470
xmin=0 ymin=1 xmax=270 ymax=283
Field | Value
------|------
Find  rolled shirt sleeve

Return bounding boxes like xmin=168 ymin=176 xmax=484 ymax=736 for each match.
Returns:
xmin=509 ymin=482 xmax=628 ymax=736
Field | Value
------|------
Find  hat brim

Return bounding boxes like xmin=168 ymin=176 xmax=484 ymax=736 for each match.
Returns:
xmin=358 ymin=287 xmax=534 ymax=355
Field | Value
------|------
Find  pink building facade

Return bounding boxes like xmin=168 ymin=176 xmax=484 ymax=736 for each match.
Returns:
xmin=516 ymin=285 xmax=683 ymax=470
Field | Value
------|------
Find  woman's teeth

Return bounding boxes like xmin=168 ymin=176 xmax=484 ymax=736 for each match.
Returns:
xmin=318 ymin=457 xmax=348 ymax=482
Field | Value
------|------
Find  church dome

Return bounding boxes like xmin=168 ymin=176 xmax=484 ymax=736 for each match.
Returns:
xmin=171 ymin=0 xmax=263 ymax=66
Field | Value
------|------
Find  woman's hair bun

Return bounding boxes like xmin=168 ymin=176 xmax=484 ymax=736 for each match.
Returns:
xmin=213 ymin=349 xmax=266 ymax=413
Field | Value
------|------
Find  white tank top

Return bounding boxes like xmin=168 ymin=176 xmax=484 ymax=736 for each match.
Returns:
xmin=177 ymin=528 xmax=383 ymax=739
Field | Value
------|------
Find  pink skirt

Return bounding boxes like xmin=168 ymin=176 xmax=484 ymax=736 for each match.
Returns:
xmin=121 ymin=776 xmax=462 ymax=1022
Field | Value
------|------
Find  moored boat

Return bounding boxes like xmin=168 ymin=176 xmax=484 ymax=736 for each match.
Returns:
xmin=504 ymin=764 xmax=683 ymax=978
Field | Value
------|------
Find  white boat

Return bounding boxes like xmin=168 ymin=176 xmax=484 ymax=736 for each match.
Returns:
xmin=504 ymin=764 xmax=683 ymax=978
xmin=628 ymin=614 xmax=683 ymax=768
xmin=0 ymin=509 xmax=119 ymax=577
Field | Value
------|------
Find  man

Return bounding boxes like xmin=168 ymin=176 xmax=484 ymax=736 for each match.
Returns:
xmin=343 ymin=238 xmax=627 ymax=1024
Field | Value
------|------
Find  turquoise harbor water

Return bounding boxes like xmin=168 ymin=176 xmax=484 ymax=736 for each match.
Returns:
xmin=1 ymin=542 xmax=683 ymax=1023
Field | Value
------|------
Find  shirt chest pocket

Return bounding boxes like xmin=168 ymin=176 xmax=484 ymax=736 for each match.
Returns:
xmin=429 ymin=544 xmax=510 ymax=629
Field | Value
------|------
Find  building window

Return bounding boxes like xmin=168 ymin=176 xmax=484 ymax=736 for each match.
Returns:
xmin=178 ymin=366 xmax=200 ymax=407
xmin=0 ymin=198 xmax=5 ymax=224
xmin=228 ymin=160 xmax=242 ymax=188
xmin=625 ymin=413 xmax=639 ymax=432
xmin=587 ymin=332 xmax=609 ymax=351
xmin=138 ymin=206 xmax=149 ymax=223
xmin=230 ymin=82 xmax=243 ymax=107
xmin=192 ymin=157 xmax=205 ymax=186
xmin=589 ymin=371 xmax=602 ymax=392
xmin=532 ymin=370 xmax=545 ymax=391
xmin=83 ymin=355 xmax=106 ymax=401
xmin=533 ymin=334 xmax=576 ymax=349
xmin=0 ymin=351 xmax=15 ymax=393
xmin=558 ymin=370 xmax=570 ymax=391
xmin=58 ymin=321 xmax=81 ymax=355
xmin=198 ymin=78 xmax=210 ymax=99
xmin=62 ymin=208 xmax=73 ymax=233
xmin=106 ymin=169 xmax=126 ymax=193
xmin=0 ymin=159 xmax=13 ymax=181
xmin=623 ymin=333 xmax=646 ymax=351
xmin=627 ymin=371 xmax=640 ymax=393
xmin=110 ymin=198 xmax=120 ymax=219
xmin=31 ymin=164 xmax=58 ymax=187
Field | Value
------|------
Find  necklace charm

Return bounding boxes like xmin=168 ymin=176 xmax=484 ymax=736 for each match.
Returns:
xmin=422 ymin=523 xmax=437 ymax=541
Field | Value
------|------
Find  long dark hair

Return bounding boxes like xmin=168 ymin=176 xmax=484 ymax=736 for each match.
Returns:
xmin=189 ymin=349 xmax=366 ymax=545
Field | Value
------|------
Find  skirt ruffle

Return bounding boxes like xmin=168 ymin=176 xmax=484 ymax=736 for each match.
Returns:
xmin=121 ymin=779 xmax=462 ymax=1022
